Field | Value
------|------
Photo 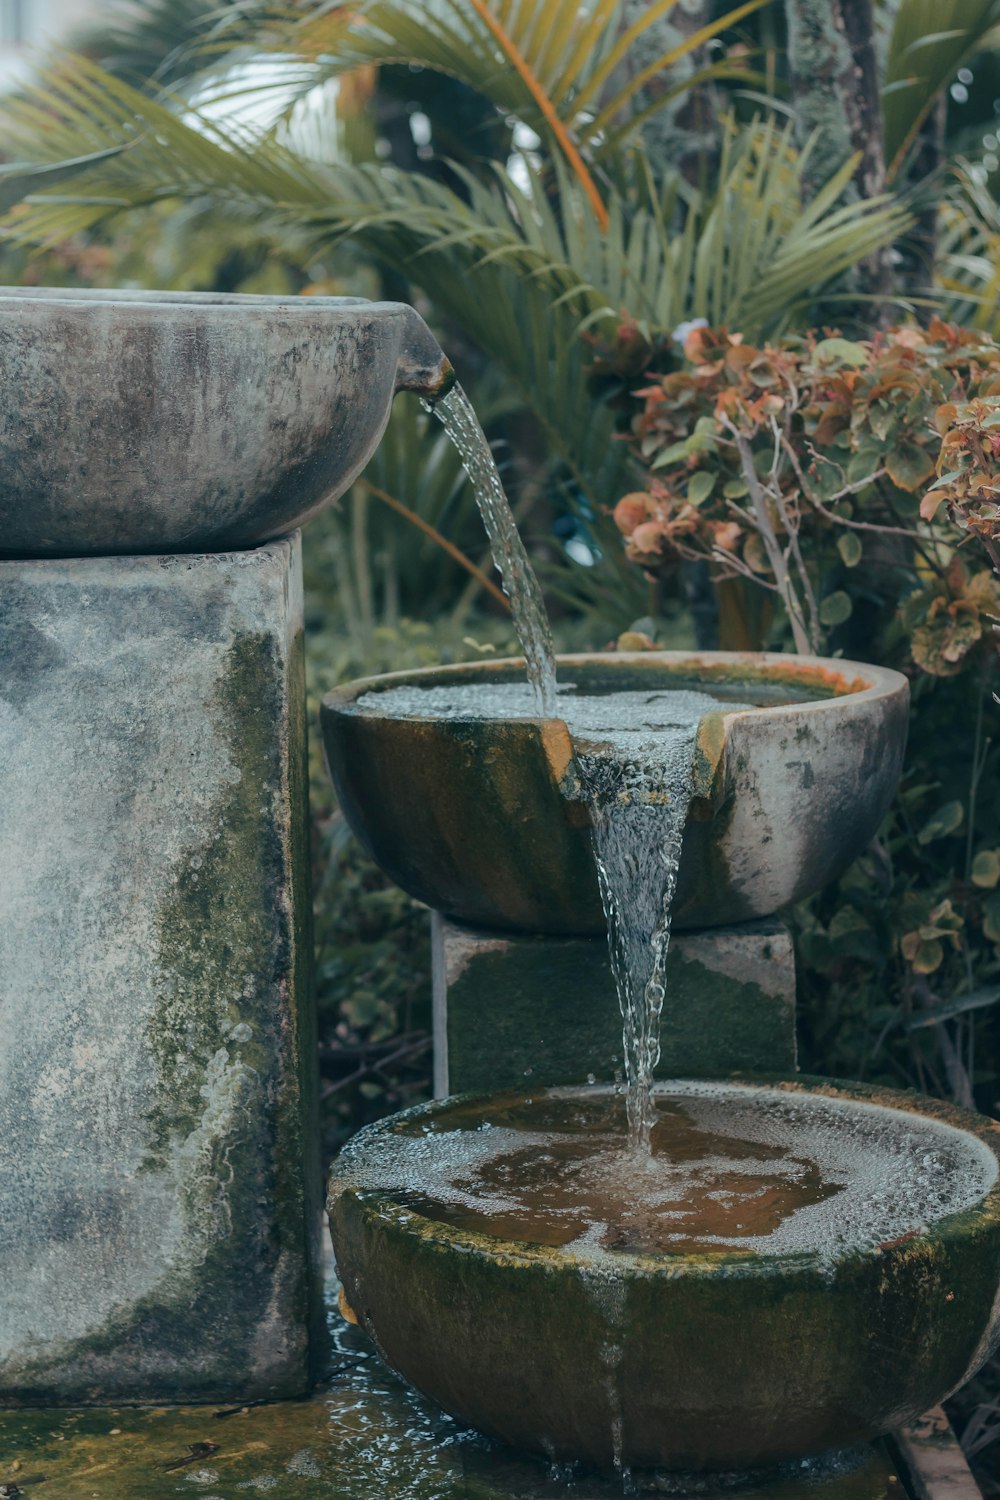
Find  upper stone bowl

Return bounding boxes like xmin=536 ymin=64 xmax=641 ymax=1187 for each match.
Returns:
xmin=321 ymin=651 xmax=909 ymax=933
xmin=0 ymin=288 xmax=452 ymax=558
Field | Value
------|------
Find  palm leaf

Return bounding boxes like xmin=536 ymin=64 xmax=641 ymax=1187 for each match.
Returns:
xmin=177 ymin=0 xmax=773 ymax=166
xmin=0 ymin=58 xmax=906 ymax=533
xmin=882 ymin=0 xmax=1000 ymax=179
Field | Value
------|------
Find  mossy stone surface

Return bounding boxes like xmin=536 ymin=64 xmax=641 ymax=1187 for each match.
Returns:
xmin=322 ymin=652 xmax=909 ymax=933
xmin=433 ymin=916 xmax=796 ymax=1094
xmin=0 ymin=537 xmax=322 ymax=1404
xmin=0 ymin=1273 xmax=908 ymax=1499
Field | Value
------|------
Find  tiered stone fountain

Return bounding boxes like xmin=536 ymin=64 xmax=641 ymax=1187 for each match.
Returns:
xmin=1 ymin=287 xmax=997 ymax=1500
xmin=322 ymin=652 xmax=1000 ymax=1486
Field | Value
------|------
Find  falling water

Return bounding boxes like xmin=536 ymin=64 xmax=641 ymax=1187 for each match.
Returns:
xmin=426 ymin=384 xmax=557 ymax=716
xmin=569 ymin=692 xmax=727 ymax=1153
xmin=577 ymin=755 xmax=692 ymax=1154
xmin=351 ymin=682 xmax=740 ymax=1152
xmin=423 ymin=383 xmax=701 ymax=1142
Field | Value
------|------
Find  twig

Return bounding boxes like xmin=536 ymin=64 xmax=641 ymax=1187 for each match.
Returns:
xmin=361 ymin=480 xmax=510 ymax=611
xmin=726 ymin=422 xmax=811 ymax=653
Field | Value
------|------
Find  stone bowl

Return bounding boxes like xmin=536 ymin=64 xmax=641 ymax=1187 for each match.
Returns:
xmin=328 ymin=1077 xmax=1000 ymax=1472
xmin=321 ymin=652 xmax=909 ymax=933
xmin=0 ymin=287 xmax=453 ymax=558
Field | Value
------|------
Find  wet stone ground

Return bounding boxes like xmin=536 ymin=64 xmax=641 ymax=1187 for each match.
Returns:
xmin=0 ymin=1275 xmax=905 ymax=1500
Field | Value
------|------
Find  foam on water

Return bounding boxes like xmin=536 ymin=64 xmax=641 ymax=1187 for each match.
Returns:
xmin=332 ymin=1084 xmax=997 ymax=1272
xmin=350 ymin=682 xmax=747 ymax=1151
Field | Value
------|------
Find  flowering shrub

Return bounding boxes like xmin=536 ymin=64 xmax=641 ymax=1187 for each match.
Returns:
xmin=611 ymin=321 xmax=1000 ymax=1111
xmin=614 ymin=321 xmax=1000 ymax=674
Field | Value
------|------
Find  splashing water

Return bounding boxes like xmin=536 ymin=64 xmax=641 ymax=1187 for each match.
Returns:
xmin=333 ymin=1082 xmax=999 ymax=1269
xmin=426 ymin=385 xmax=557 ymax=716
xmin=352 ymin=682 xmax=744 ymax=1151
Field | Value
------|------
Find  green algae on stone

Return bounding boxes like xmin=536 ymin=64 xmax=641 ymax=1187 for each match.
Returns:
xmin=0 ymin=539 xmax=322 ymax=1404
xmin=145 ymin=630 xmax=284 ymax=1164
xmin=328 ymin=1078 xmax=1000 ymax=1472
xmin=437 ymin=917 xmax=795 ymax=1096
xmin=0 ymin=1275 xmax=907 ymax=1500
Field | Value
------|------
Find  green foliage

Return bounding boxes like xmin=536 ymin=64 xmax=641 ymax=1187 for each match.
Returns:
xmin=792 ymin=663 xmax=1000 ymax=1113
xmin=614 ymin=319 xmax=1000 ymax=662
xmin=882 ymin=0 xmax=1000 ymax=177
xmin=614 ymin=318 xmax=1000 ymax=1110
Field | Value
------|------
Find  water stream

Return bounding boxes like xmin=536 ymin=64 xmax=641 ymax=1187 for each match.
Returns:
xmin=427 ymin=385 xmax=558 ymax=717
xmin=419 ymin=389 xmax=754 ymax=1151
xmin=353 ymin=683 xmax=742 ymax=1151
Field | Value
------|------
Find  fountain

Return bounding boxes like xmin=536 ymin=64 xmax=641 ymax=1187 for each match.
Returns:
xmin=321 ymin=657 xmax=1000 ymax=1485
xmin=0 ymin=285 xmax=995 ymax=1499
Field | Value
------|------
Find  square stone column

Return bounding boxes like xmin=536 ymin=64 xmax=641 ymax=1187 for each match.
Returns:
xmin=432 ymin=915 xmax=797 ymax=1096
xmin=0 ymin=534 xmax=323 ymax=1405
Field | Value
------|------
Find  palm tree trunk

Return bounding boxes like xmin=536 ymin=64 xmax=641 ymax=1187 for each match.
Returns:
xmin=619 ymin=0 xmax=721 ymax=186
xmin=785 ymin=0 xmax=894 ymax=305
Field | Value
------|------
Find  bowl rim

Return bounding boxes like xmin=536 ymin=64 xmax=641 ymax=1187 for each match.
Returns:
xmin=329 ymin=1073 xmax=1000 ymax=1280
xmin=0 ymin=287 xmax=403 ymax=316
xmin=321 ymin=650 xmax=910 ymax=730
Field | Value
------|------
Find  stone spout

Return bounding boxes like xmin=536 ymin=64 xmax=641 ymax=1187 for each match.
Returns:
xmin=392 ymin=302 xmax=456 ymax=399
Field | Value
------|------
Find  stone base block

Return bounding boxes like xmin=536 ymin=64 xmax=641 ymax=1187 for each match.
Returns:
xmin=0 ymin=535 xmax=323 ymax=1404
xmin=433 ymin=915 xmax=797 ymax=1096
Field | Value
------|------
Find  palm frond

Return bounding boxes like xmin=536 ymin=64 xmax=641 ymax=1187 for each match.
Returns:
xmin=882 ymin=0 xmax=1000 ymax=180
xmin=936 ymin=163 xmax=1000 ymax=331
xmin=169 ymin=0 xmax=772 ymax=162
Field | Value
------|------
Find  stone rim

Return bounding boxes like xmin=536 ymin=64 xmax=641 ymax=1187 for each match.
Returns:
xmin=330 ymin=1074 xmax=1000 ymax=1279
xmin=328 ymin=1075 xmax=1000 ymax=1468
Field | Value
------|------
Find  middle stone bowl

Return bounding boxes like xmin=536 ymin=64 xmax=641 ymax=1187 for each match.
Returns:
xmin=320 ymin=651 xmax=909 ymax=933
xmin=328 ymin=1077 xmax=1000 ymax=1472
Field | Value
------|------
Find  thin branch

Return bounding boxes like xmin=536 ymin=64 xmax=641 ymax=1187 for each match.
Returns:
xmin=709 ymin=548 xmax=784 ymax=593
xmin=768 ymin=422 xmax=821 ymax=650
xmin=361 ymin=480 xmax=510 ymax=611
xmin=726 ymin=421 xmax=811 ymax=653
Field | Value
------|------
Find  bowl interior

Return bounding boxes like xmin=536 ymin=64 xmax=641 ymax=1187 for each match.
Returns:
xmin=332 ymin=1079 xmax=1000 ymax=1271
xmin=336 ymin=651 xmax=880 ymax=720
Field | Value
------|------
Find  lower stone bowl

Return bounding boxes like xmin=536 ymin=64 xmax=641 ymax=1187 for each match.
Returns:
xmin=320 ymin=651 xmax=909 ymax=933
xmin=328 ymin=1077 xmax=1000 ymax=1473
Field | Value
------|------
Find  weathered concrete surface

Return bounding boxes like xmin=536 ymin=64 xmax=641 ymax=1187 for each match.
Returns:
xmin=0 ymin=1274 xmax=912 ymax=1499
xmin=0 ymin=289 xmax=452 ymax=558
xmin=432 ymin=914 xmax=797 ymax=1095
xmin=329 ymin=1081 xmax=1000 ymax=1471
xmin=0 ymin=535 xmax=323 ymax=1403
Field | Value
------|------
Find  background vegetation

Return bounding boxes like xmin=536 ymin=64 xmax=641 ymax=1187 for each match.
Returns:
xmin=3 ymin=0 xmax=1000 ymax=1483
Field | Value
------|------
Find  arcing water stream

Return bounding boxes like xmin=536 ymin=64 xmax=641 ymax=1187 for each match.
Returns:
xmin=427 ymin=386 xmax=557 ymax=717
xmin=425 ymin=386 xmax=749 ymax=1150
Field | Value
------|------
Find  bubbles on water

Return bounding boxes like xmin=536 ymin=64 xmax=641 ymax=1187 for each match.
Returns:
xmin=333 ymin=1083 xmax=997 ymax=1274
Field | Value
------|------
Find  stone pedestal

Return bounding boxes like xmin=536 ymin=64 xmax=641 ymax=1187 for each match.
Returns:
xmin=432 ymin=914 xmax=797 ymax=1096
xmin=0 ymin=535 xmax=323 ymax=1405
